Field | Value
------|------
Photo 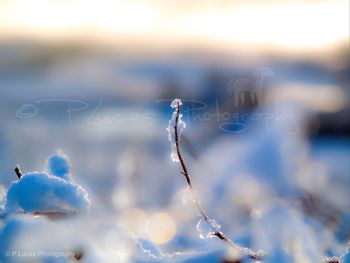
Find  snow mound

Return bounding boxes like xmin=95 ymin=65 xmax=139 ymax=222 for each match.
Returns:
xmin=47 ymin=153 xmax=70 ymax=181
xmin=5 ymin=172 xmax=90 ymax=214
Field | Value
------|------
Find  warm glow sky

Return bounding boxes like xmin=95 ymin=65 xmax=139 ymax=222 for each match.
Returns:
xmin=0 ymin=0 xmax=348 ymax=53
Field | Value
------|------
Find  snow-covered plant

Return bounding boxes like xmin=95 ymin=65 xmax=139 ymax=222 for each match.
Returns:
xmin=167 ymin=98 xmax=265 ymax=261
xmin=5 ymin=172 xmax=90 ymax=215
xmin=4 ymin=153 xmax=90 ymax=217
xmin=0 ymin=152 xmax=93 ymax=263
xmin=166 ymin=98 xmax=344 ymax=263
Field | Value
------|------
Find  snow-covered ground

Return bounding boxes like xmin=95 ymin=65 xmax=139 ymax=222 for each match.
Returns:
xmin=0 ymin=49 xmax=349 ymax=263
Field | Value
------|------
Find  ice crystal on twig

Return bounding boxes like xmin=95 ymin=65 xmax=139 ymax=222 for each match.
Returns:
xmin=182 ymin=188 xmax=195 ymax=205
xmin=322 ymin=256 xmax=340 ymax=263
xmin=170 ymin=98 xmax=183 ymax=109
xmin=240 ymin=247 xmax=266 ymax=261
xmin=196 ymin=217 xmax=221 ymax=239
xmin=167 ymin=99 xmax=186 ymax=162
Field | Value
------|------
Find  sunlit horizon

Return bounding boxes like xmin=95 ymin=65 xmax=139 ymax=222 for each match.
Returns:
xmin=0 ymin=0 xmax=348 ymax=55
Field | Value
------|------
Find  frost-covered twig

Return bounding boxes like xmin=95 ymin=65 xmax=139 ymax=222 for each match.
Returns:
xmin=167 ymin=99 xmax=265 ymax=261
xmin=322 ymin=244 xmax=350 ymax=263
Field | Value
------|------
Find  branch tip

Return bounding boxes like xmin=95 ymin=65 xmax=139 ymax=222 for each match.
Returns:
xmin=14 ymin=165 xmax=22 ymax=179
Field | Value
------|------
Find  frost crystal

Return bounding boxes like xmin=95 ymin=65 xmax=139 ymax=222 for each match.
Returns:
xmin=196 ymin=217 xmax=221 ymax=239
xmin=181 ymin=188 xmax=195 ymax=205
xmin=240 ymin=247 xmax=266 ymax=259
xmin=171 ymin=98 xmax=183 ymax=109
xmin=167 ymin=99 xmax=186 ymax=162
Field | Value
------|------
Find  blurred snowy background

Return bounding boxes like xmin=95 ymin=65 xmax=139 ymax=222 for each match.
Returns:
xmin=0 ymin=0 xmax=349 ymax=262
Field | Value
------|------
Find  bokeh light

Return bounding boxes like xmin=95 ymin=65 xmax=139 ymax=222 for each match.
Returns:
xmin=147 ymin=212 xmax=176 ymax=244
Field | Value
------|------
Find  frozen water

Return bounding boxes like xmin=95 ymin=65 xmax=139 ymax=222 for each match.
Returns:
xmin=240 ymin=247 xmax=266 ymax=260
xmin=181 ymin=188 xmax=195 ymax=205
xmin=5 ymin=172 xmax=90 ymax=214
xmin=196 ymin=217 xmax=221 ymax=239
xmin=47 ymin=152 xmax=70 ymax=181
xmin=170 ymin=98 xmax=183 ymax=109
xmin=251 ymin=203 xmax=322 ymax=262
xmin=0 ymin=215 xmax=70 ymax=263
xmin=167 ymin=99 xmax=186 ymax=162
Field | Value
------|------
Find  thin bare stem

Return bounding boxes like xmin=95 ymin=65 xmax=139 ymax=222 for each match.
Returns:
xmin=173 ymin=100 xmax=263 ymax=261
xmin=174 ymin=105 xmax=208 ymax=221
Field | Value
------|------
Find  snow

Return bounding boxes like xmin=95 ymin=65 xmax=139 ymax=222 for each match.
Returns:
xmin=4 ymin=172 xmax=90 ymax=214
xmin=47 ymin=152 xmax=70 ymax=181
xmin=167 ymin=99 xmax=186 ymax=162
xmin=170 ymin=98 xmax=183 ymax=109
xmin=339 ymin=247 xmax=350 ymax=263
xmin=0 ymin=96 xmax=347 ymax=262
xmin=0 ymin=215 xmax=71 ymax=263
xmin=0 ymin=213 xmax=165 ymax=263
xmin=251 ymin=202 xmax=323 ymax=262
xmin=239 ymin=247 xmax=266 ymax=261
xmin=0 ymin=184 xmax=5 ymax=208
